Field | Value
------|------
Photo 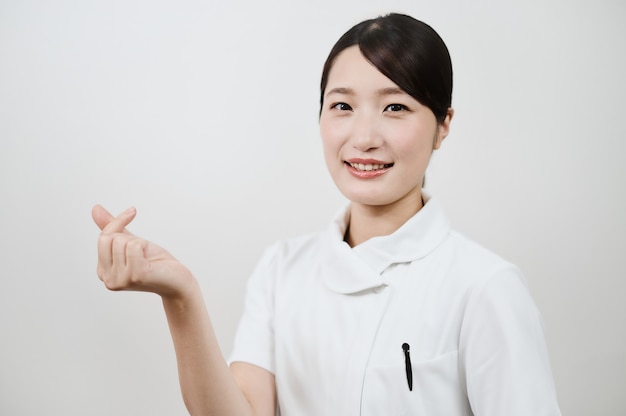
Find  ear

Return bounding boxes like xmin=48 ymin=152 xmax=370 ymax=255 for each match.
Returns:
xmin=433 ymin=107 xmax=454 ymax=150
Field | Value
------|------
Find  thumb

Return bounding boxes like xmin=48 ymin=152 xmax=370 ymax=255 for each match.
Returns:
xmin=92 ymin=204 xmax=135 ymax=234
xmin=92 ymin=204 xmax=114 ymax=231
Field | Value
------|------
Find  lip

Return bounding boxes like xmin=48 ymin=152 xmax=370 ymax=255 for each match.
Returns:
xmin=346 ymin=158 xmax=392 ymax=165
xmin=344 ymin=158 xmax=393 ymax=179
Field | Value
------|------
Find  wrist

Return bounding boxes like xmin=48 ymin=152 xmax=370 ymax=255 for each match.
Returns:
xmin=160 ymin=267 xmax=200 ymax=303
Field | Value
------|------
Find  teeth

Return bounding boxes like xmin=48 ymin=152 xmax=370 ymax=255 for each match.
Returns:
xmin=350 ymin=162 xmax=388 ymax=171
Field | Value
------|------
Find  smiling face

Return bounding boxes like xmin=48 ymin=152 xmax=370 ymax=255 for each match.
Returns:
xmin=320 ymin=46 xmax=452 ymax=212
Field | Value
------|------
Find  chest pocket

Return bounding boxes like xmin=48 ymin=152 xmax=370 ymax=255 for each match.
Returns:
xmin=361 ymin=350 xmax=472 ymax=416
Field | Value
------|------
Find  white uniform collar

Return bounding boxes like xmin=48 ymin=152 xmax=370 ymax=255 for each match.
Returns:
xmin=321 ymin=195 xmax=451 ymax=294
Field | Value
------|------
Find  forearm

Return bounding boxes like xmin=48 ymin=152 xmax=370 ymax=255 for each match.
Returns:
xmin=92 ymin=206 xmax=264 ymax=414
xmin=162 ymin=277 xmax=254 ymax=416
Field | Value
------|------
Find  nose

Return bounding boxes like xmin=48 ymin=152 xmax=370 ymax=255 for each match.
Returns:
xmin=350 ymin=112 xmax=383 ymax=152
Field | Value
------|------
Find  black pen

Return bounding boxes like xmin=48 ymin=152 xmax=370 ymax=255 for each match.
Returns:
xmin=402 ymin=343 xmax=413 ymax=391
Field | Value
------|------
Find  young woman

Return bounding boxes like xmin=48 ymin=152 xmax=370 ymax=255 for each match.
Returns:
xmin=92 ymin=13 xmax=561 ymax=415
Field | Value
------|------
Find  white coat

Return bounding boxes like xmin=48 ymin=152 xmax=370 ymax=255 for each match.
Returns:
xmin=229 ymin=197 xmax=561 ymax=415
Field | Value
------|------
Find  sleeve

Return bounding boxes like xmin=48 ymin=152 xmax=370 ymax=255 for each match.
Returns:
xmin=459 ymin=265 xmax=562 ymax=416
xmin=227 ymin=243 xmax=279 ymax=374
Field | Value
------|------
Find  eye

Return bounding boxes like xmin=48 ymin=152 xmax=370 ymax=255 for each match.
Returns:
xmin=330 ymin=102 xmax=353 ymax=111
xmin=384 ymin=103 xmax=409 ymax=112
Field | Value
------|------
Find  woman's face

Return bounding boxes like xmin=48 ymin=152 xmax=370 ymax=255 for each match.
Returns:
xmin=319 ymin=46 xmax=451 ymax=210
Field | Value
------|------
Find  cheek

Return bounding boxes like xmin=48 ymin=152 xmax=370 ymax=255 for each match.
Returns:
xmin=394 ymin=130 xmax=434 ymax=155
xmin=389 ymin=127 xmax=438 ymax=170
xmin=319 ymin=124 xmax=339 ymax=170
xmin=319 ymin=119 xmax=343 ymax=154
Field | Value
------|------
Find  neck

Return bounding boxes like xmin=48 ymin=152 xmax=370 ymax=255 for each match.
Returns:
xmin=345 ymin=192 xmax=424 ymax=247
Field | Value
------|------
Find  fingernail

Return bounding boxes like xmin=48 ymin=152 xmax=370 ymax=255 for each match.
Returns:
xmin=125 ymin=206 xmax=136 ymax=215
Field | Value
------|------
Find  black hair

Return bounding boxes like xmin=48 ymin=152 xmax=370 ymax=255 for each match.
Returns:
xmin=320 ymin=13 xmax=453 ymax=123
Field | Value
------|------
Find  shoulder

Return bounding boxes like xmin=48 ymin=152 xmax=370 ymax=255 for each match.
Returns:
xmin=441 ymin=230 xmax=525 ymax=287
xmin=417 ymin=196 xmax=522 ymax=287
xmin=262 ymin=203 xmax=350 ymax=267
xmin=438 ymin=231 xmax=542 ymax=334
xmin=262 ymin=231 xmax=325 ymax=265
xmin=426 ymin=229 xmax=538 ymax=321
xmin=250 ymin=230 xmax=329 ymax=288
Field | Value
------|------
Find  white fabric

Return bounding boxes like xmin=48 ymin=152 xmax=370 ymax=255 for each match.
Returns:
xmin=229 ymin=197 xmax=561 ymax=415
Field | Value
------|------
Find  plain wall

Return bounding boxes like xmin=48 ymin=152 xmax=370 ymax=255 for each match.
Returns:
xmin=1 ymin=0 xmax=624 ymax=414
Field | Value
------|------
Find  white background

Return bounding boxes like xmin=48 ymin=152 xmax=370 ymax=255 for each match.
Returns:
xmin=1 ymin=0 xmax=624 ymax=414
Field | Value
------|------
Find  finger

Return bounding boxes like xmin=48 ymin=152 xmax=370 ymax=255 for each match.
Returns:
xmin=98 ymin=234 xmax=113 ymax=271
xmin=112 ymin=234 xmax=128 ymax=272
xmin=96 ymin=234 xmax=112 ymax=282
xmin=126 ymin=238 xmax=149 ymax=283
xmin=101 ymin=206 xmax=137 ymax=235
xmin=92 ymin=204 xmax=115 ymax=231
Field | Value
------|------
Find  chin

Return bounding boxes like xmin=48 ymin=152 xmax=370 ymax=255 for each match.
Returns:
xmin=340 ymin=190 xmax=396 ymax=207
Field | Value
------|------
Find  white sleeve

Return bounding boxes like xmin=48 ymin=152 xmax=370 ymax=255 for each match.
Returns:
xmin=228 ymin=243 xmax=278 ymax=374
xmin=459 ymin=265 xmax=562 ymax=415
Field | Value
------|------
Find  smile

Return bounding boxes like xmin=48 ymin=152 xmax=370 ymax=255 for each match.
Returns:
xmin=347 ymin=162 xmax=394 ymax=171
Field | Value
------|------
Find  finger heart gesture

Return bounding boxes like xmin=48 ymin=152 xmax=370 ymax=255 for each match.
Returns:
xmin=92 ymin=205 xmax=192 ymax=298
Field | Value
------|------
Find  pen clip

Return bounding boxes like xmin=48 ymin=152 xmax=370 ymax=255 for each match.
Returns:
xmin=402 ymin=342 xmax=413 ymax=391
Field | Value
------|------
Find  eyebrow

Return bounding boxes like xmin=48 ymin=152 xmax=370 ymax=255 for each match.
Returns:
xmin=325 ymin=86 xmax=407 ymax=99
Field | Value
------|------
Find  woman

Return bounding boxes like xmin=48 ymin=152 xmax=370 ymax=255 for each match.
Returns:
xmin=93 ymin=13 xmax=561 ymax=415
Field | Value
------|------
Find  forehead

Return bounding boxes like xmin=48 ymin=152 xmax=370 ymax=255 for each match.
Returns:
xmin=326 ymin=46 xmax=401 ymax=92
